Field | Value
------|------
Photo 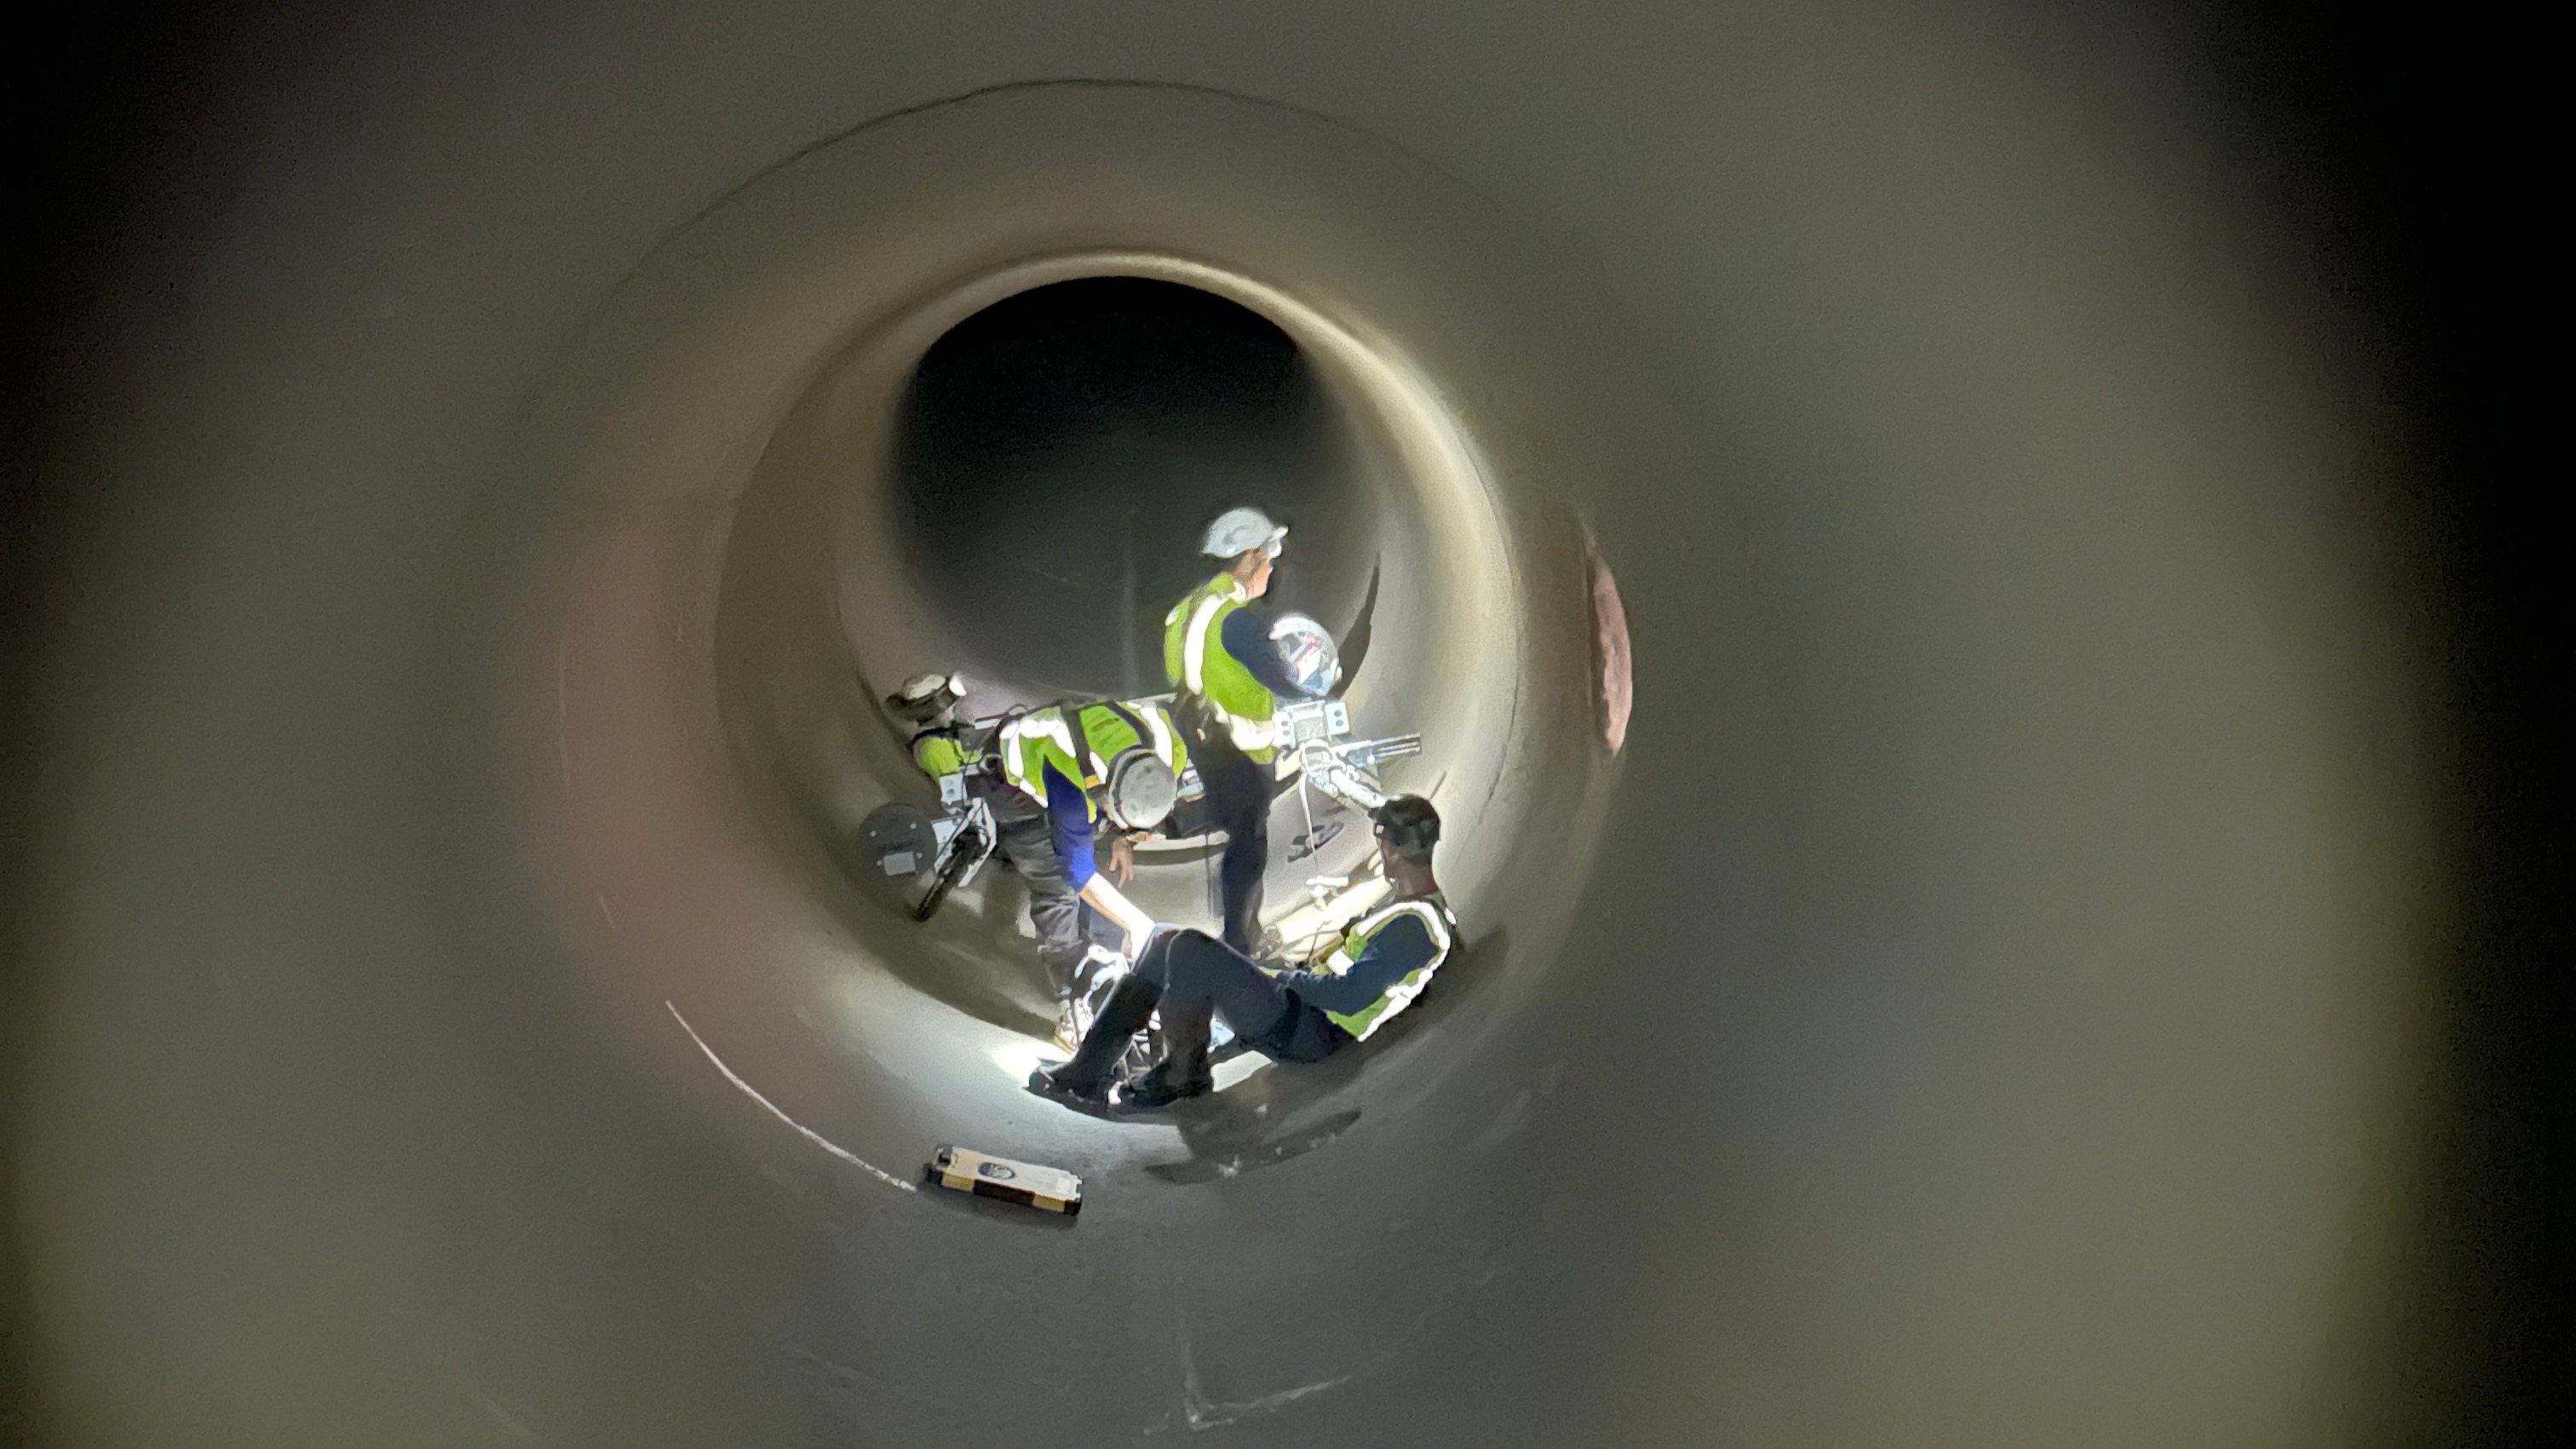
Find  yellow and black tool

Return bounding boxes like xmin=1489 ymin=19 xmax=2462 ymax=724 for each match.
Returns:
xmin=924 ymin=1145 xmax=1083 ymax=1216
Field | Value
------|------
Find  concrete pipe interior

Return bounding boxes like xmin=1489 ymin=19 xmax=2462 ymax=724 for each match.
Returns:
xmin=721 ymin=243 xmax=1592 ymax=1064
xmin=13 ymin=8 xmax=2484 ymax=1447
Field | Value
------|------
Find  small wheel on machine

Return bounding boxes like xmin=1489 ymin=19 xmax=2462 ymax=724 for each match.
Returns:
xmin=911 ymin=826 xmax=982 ymax=922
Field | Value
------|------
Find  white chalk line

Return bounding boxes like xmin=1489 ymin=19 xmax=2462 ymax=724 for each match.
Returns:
xmin=666 ymin=1002 xmax=915 ymax=1193
xmin=1185 ymin=1371 xmax=1353 ymax=1431
xmin=1175 ymin=1301 xmax=1350 ymax=1431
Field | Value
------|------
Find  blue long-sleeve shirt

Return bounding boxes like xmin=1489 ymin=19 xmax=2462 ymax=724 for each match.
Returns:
xmin=1220 ymin=605 xmax=1312 ymax=699
xmin=1041 ymin=760 xmax=1098 ymax=888
xmin=1274 ymin=912 xmax=1439 ymax=1015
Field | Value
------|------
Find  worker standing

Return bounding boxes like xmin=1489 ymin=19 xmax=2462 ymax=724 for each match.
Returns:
xmin=891 ymin=675 xmax=1184 ymax=1046
xmin=1030 ymin=795 xmax=1458 ymax=1110
xmin=1163 ymin=506 xmax=1311 ymax=956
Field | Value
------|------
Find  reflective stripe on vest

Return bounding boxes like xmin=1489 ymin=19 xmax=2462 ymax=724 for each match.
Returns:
xmin=1136 ymin=701 xmax=1178 ymax=768
xmin=1164 ymin=575 xmax=1279 ymax=760
xmin=999 ymin=703 xmax=1189 ymax=811
xmin=1319 ymin=895 xmax=1458 ymax=1041
xmin=1072 ymin=700 xmax=1189 ymax=785
xmin=998 ymin=710 xmax=1083 ymax=807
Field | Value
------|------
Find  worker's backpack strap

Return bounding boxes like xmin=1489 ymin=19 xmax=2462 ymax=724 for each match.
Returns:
xmin=1065 ymin=701 xmax=1106 ymax=779
xmin=1099 ymin=699 xmax=1155 ymax=760
xmin=1062 ymin=699 xmax=1148 ymax=773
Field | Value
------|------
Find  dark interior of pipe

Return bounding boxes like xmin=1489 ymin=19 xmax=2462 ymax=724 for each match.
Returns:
xmin=890 ymin=278 xmax=1376 ymax=699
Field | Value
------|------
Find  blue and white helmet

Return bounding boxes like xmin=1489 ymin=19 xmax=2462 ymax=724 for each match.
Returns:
xmin=1267 ymin=612 xmax=1340 ymax=699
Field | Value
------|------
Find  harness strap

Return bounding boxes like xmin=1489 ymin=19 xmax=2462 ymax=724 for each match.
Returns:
xmin=1072 ymin=699 xmax=1162 ymax=776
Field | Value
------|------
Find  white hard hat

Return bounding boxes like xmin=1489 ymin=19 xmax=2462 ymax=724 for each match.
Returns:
xmin=1202 ymin=506 xmax=1286 ymax=560
xmin=887 ymin=670 xmax=963 ymax=722
xmin=1101 ymin=750 xmax=1180 ymax=831
xmin=895 ymin=670 xmax=960 ymax=704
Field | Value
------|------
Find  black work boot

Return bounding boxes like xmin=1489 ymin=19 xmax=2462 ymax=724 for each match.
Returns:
xmin=1119 ymin=999 xmax=1216 ymax=1110
xmin=1030 ymin=972 xmax=1161 ymax=1107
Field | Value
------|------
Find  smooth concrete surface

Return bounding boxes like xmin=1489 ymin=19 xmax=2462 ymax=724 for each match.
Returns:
xmin=12 ymin=3 xmax=2475 ymax=1445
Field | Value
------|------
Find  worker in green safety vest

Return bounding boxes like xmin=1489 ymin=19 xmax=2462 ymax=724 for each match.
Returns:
xmin=892 ymin=675 xmax=1187 ymax=1047
xmin=1031 ymin=795 xmax=1458 ymax=1112
xmin=1162 ymin=505 xmax=1316 ymax=957
xmin=992 ymin=695 xmax=1191 ymax=921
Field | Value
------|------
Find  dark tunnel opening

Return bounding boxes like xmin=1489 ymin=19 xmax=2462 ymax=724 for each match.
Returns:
xmin=888 ymin=277 xmax=1377 ymax=699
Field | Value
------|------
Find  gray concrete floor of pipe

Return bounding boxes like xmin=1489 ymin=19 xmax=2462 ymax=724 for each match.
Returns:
xmin=6 ymin=4 xmax=2553 ymax=1447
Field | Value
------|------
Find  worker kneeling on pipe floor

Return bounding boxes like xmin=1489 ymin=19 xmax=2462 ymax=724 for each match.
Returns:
xmin=1030 ymin=795 xmax=1456 ymax=1111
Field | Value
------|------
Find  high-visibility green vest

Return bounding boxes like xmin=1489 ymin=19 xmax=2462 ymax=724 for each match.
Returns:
xmin=911 ymin=733 xmax=975 ymax=780
xmin=997 ymin=700 xmax=1189 ymax=815
xmin=1163 ymin=573 xmax=1279 ymax=762
xmin=1317 ymin=893 xmax=1458 ymax=1040
xmin=909 ymin=729 xmax=984 ymax=808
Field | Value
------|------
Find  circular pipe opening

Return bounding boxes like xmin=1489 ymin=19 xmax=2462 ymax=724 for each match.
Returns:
xmin=714 ymin=249 xmax=1598 ymax=1065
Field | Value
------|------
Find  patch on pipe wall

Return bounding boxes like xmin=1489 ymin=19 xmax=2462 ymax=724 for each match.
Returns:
xmin=1587 ymin=537 xmax=1632 ymax=754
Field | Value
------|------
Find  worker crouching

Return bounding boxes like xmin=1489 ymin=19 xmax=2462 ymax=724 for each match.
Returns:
xmin=892 ymin=673 xmax=1186 ymax=1047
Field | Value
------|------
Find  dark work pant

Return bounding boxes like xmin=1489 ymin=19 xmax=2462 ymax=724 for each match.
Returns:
xmin=1193 ymin=742 xmax=1271 ymax=955
xmin=1134 ymin=929 xmax=1344 ymax=1065
xmin=987 ymin=790 xmax=1088 ymax=1001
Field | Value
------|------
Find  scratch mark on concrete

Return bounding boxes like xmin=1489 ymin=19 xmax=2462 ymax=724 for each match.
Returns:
xmin=555 ymin=641 xmax=573 ymax=797
xmin=1173 ymin=1302 xmax=1348 ymax=1431
xmin=667 ymin=1001 xmax=916 ymax=1193
xmin=788 ymin=1343 xmax=875 ymax=1386
xmin=1472 ymin=1087 xmax=1532 ymax=1151
xmin=1184 ymin=1366 xmax=1353 ymax=1430
xmin=464 ymin=1385 xmax=535 ymax=1442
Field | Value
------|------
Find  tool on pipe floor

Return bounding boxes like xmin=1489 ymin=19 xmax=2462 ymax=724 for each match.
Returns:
xmin=925 ymin=1145 xmax=1084 ymax=1216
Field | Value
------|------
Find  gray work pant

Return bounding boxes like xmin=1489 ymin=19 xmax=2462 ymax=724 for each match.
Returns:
xmin=986 ymin=790 xmax=1091 ymax=1003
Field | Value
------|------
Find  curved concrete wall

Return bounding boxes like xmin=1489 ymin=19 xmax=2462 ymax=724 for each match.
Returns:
xmin=15 ymin=4 xmax=2454 ymax=1445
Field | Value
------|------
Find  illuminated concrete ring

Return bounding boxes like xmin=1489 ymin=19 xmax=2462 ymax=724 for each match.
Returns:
xmin=519 ymin=82 xmax=1637 ymax=1136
